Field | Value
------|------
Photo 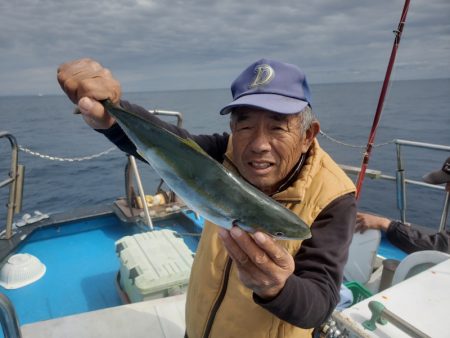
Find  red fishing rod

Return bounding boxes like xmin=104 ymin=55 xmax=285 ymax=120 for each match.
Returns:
xmin=355 ymin=0 xmax=411 ymax=200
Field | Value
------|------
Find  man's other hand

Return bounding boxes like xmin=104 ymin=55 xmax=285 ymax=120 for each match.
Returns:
xmin=218 ymin=226 xmax=295 ymax=300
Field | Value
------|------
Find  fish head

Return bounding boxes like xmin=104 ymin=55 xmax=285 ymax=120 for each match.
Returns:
xmin=259 ymin=202 xmax=311 ymax=240
xmin=237 ymin=212 xmax=311 ymax=241
xmin=265 ymin=221 xmax=311 ymax=240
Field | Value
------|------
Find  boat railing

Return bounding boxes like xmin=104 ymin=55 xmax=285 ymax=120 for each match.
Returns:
xmin=342 ymin=139 xmax=450 ymax=229
xmin=149 ymin=109 xmax=183 ymax=128
xmin=394 ymin=139 xmax=449 ymax=230
xmin=0 ymin=293 xmax=22 ymax=338
xmin=124 ymin=109 xmax=184 ymax=228
xmin=0 ymin=131 xmax=24 ymax=240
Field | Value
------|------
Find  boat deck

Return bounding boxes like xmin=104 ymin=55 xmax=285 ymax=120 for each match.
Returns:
xmin=338 ymin=258 xmax=450 ymax=337
xmin=0 ymin=205 xmax=201 ymax=332
xmin=21 ymin=293 xmax=186 ymax=338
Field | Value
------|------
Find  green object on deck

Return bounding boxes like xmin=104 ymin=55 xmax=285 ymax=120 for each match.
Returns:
xmin=344 ymin=281 xmax=373 ymax=306
xmin=362 ymin=301 xmax=388 ymax=331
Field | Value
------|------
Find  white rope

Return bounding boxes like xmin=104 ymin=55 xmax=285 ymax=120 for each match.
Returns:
xmin=18 ymin=145 xmax=116 ymax=162
xmin=18 ymin=132 xmax=393 ymax=161
xmin=319 ymin=130 xmax=395 ymax=148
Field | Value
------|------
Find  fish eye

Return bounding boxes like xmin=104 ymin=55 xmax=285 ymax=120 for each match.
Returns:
xmin=273 ymin=231 xmax=285 ymax=237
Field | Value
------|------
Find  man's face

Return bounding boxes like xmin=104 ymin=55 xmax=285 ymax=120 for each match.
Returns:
xmin=230 ymin=107 xmax=313 ymax=195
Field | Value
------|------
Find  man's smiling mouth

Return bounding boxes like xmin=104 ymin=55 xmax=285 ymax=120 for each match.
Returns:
xmin=249 ymin=161 xmax=274 ymax=169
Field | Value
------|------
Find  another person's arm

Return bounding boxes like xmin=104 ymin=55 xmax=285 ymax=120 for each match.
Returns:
xmin=386 ymin=221 xmax=450 ymax=254
xmin=356 ymin=212 xmax=450 ymax=254
xmin=355 ymin=212 xmax=390 ymax=233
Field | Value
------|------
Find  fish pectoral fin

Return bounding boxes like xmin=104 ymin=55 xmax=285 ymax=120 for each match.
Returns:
xmin=232 ymin=220 xmax=255 ymax=234
xmin=182 ymin=138 xmax=209 ymax=156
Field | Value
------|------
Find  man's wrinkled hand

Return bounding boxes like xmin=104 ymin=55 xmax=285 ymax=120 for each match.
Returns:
xmin=57 ymin=58 xmax=121 ymax=129
xmin=218 ymin=226 xmax=294 ymax=299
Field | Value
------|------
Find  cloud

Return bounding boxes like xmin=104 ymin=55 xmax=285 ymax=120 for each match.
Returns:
xmin=0 ymin=0 xmax=449 ymax=95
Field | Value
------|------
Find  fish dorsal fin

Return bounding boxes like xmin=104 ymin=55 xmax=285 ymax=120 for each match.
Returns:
xmin=103 ymin=99 xmax=209 ymax=158
xmin=182 ymin=137 xmax=209 ymax=156
xmin=137 ymin=149 xmax=146 ymax=159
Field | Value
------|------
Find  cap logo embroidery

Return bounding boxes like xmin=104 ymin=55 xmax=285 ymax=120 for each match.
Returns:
xmin=249 ymin=64 xmax=274 ymax=88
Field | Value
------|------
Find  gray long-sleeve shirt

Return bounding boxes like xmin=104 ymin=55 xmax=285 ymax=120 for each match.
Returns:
xmin=386 ymin=221 xmax=450 ymax=254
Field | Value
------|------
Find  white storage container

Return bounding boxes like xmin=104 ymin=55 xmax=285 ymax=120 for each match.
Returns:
xmin=344 ymin=229 xmax=381 ymax=284
xmin=116 ymin=229 xmax=194 ymax=303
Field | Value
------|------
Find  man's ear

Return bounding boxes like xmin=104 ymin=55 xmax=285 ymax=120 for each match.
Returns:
xmin=301 ymin=121 xmax=320 ymax=153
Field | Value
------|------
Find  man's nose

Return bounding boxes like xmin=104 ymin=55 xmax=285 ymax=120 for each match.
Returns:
xmin=249 ymin=128 xmax=271 ymax=153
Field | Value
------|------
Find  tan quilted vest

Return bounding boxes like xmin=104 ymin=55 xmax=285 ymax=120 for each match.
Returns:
xmin=185 ymin=139 xmax=355 ymax=338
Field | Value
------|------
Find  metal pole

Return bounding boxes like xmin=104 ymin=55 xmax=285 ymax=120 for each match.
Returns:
xmin=395 ymin=143 xmax=407 ymax=223
xmin=0 ymin=293 xmax=22 ymax=338
xmin=381 ymin=305 xmax=430 ymax=337
xmin=364 ymin=301 xmax=430 ymax=337
xmin=438 ymin=192 xmax=449 ymax=232
xmin=0 ymin=132 xmax=20 ymax=240
xmin=129 ymin=156 xmax=154 ymax=230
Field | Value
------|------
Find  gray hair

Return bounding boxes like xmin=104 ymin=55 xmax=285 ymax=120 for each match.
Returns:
xmin=298 ymin=105 xmax=317 ymax=133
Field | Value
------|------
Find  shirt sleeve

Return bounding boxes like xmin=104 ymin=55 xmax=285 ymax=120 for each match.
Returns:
xmin=386 ymin=221 xmax=450 ymax=254
xmin=96 ymin=100 xmax=230 ymax=162
xmin=254 ymin=193 xmax=356 ymax=328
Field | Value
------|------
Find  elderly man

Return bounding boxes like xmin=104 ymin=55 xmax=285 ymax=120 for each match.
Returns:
xmin=57 ymin=58 xmax=356 ymax=338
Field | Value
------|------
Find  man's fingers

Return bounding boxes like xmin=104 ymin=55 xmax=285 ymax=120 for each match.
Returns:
xmin=219 ymin=227 xmax=293 ymax=298
xmin=57 ymin=58 xmax=101 ymax=89
xmin=218 ymin=228 xmax=251 ymax=266
xmin=230 ymin=227 xmax=267 ymax=265
xmin=252 ymin=232 xmax=291 ymax=269
xmin=77 ymin=97 xmax=116 ymax=129
xmin=78 ymin=97 xmax=102 ymax=115
xmin=221 ymin=227 xmax=292 ymax=272
xmin=228 ymin=227 xmax=290 ymax=273
xmin=61 ymin=77 xmax=80 ymax=104
xmin=219 ymin=229 xmax=268 ymax=284
xmin=57 ymin=58 xmax=103 ymax=78
xmin=57 ymin=58 xmax=121 ymax=106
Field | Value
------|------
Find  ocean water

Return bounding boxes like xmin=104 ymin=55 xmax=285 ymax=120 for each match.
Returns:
xmin=1 ymin=79 xmax=449 ymax=231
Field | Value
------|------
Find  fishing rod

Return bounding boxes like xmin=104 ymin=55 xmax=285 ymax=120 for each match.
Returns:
xmin=355 ymin=0 xmax=411 ymax=200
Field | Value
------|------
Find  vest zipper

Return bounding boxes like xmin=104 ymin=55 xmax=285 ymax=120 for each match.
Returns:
xmin=202 ymin=257 xmax=233 ymax=338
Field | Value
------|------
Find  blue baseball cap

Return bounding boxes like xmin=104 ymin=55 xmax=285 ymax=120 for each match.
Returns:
xmin=219 ymin=58 xmax=312 ymax=115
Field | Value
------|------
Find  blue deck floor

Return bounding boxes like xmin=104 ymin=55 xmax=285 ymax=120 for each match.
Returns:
xmin=0 ymin=211 xmax=201 ymax=328
xmin=378 ymin=233 xmax=408 ymax=261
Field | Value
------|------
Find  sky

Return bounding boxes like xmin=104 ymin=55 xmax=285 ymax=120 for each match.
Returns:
xmin=0 ymin=0 xmax=449 ymax=96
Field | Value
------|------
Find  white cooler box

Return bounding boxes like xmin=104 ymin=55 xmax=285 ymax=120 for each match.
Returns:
xmin=116 ymin=229 xmax=194 ymax=303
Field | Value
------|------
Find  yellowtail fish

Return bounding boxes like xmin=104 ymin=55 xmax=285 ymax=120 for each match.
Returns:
xmin=103 ymin=100 xmax=310 ymax=240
